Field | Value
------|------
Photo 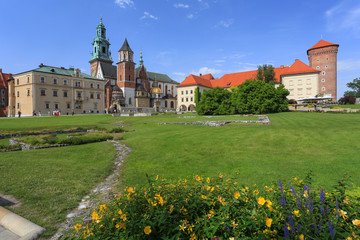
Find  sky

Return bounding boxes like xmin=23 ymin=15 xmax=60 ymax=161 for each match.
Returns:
xmin=1 ymin=0 xmax=360 ymax=99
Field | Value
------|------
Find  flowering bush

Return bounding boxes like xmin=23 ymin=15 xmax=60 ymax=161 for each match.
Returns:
xmin=69 ymin=175 xmax=360 ymax=239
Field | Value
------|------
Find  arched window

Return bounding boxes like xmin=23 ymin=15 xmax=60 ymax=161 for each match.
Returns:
xmin=171 ymin=101 xmax=174 ymax=108
xmin=159 ymin=84 xmax=162 ymax=91
xmin=165 ymin=85 xmax=168 ymax=95
xmin=129 ymin=75 xmax=131 ymax=81
xmin=165 ymin=101 xmax=168 ymax=108
xmin=129 ymin=98 xmax=132 ymax=105
xmin=171 ymin=86 xmax=174 ymax=95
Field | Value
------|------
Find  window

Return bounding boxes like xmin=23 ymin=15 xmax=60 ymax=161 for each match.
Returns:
xmin=298 ymin=88 xmax=302 ymax=95
xmin=298 ymin=80 xmax=302 ymax=85
xmin=321 ymin=78 xmax=325 ymax=82
xmin=77 ymin=91 xmax=81 ymax=98
xmin=97 ymin=93 xmax=101 ymax=99
xmin=190 ymin=90 xmax=193 ymax=94
xmin=41 ymin=89 xmax=46 ymax=96
xmin=306 ymin=79 xmax=311 ymax=85
xmin=67 ymin=103 xmax=71 ymax=109
xmin=322 ymin=71 xmax=326 ymax=76
xmin=17 ymin=79 xmax=19 ymax=85
xmin=90 ymin=83 xmax=94 ymax=88
xmin=182 ymin=98 xmax=184 ymax=102
xmin=186 ymin=90 xmax=188 ymax=94
xmin=306 ymin=88 xmax=311 ymax=95
xmin=45 ymin=103 xmax=50 ymax=109
xmin=129 ymin=75 xmax=131 ymax=81
xmin=289 ymin=80 xmax=293 ymax=86
xmin=181 ymin=91 xmax=184 ymax=95
xmin=289 ymin=89 xmax=294 ymax=96
xmin=76 ymin=104 xmax=81 ymax=109
xmin=17 ymin=91 xmax=19 ymax=97
xmin=27 ymin=89 xmax=30 ymax=96
xmin=325 ymin=65 xmax=328 ymax=68
xmin=53 ymin=90 xmax=58 ymax=97
xmin=190 ymin=97 xmax=193 ymax=102
xmin=316 ymin=66 xmax=320 ymax=70
xmin=317 ymin=59 xmax=319 ymax=62
xmin=102 ymin=46 xmax=105 ymax=53
xmin=64 ymin=80 xmax=67 ymax=85
xmin=186 ymin=98 xmax=188 ymax=102
xmin=129 ymin=98 xmax=132 ymax=105
xmin=54 ymin=103 xmax=59 ymax=109
xmin=27 ymin=76 xmax=30 ymax=83
xmin=53 ymin=79 xmax=57 ymax=84
xmin=41 ymin=77 xmax=45 ymax=83
xmin=322 ymin=87 xmax=326 ymax=91
xmin=171 ymin=101 xmax=174 ymax=108
xmin=97 ymin=84 xmax=100 ymax=89
xmin=75 ymin=81 xmax=81 ymax=87
xmin=17 ymin=103 xmax=20 ymax=109
xmin=165 ymin=101 xmax=168 ymax=108
xmin=94 ymin=103 xmax=97 ymax=109
xmin=90 ymin=93 xmax=94 ymax=99
xmin=63 ymin=91 xmax=68 ymax=97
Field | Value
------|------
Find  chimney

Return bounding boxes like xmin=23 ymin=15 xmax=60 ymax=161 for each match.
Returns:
xmin=199 ymin=73 xmax=202 ymax=76
xmin=280 ymin=65 xmax=284 ymax=69
xmin=39 ymin=63 xmax=44 ymax=67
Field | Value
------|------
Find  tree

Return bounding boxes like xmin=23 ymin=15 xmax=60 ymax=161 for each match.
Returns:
xmin=346 ymin=78 xmax=360 ymax=97
xmin=256 ymin=64 xmax=276 ymax=83
xmin=231 ymin=80 xmax=289 ymax=114
xmin=196 ymin=87 xmax=232 ymax=115
xmin=194 ymin=87 xmax=201 ymax=106
xmin=338 ymin=95 xmax=356 ymax=105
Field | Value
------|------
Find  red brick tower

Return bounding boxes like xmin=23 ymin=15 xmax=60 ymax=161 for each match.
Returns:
xmin=117 ymin=38 xmax=135 ymax=106
xmin=307 ymin=40 xmax=339 ymax=100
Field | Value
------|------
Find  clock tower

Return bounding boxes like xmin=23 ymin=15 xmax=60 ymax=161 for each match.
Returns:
xmin=89 ymin=18 xmax=113 ymax=78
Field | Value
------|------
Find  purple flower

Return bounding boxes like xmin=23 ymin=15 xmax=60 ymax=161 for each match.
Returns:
xmin=289 ymin=212 xmax=294 ymax=234
xmin=289 ymin=181 xmax=297 ymax=196
xmin=279 ymin=194 xmax=286 ymax=207
xmin=296 ymin=196 xmax=301 ymax=208
xmin=225 ymin=224 xmax=230 ymax=232
xmin=320 ymin=206 xmax=325 ymax=216
xmin=297 ymin=223 xmax=301 ymax=232
xmin=319 ymin=220 xmax=323 ymax=233
xmin=284 ymin=222 xmax=289 ymax=238
xmin=279 ymin=179 xmax=284 ymax=192
xmin=328 ymin=220 xmax=335 ymax=238
xmin=320 ymin=188 xmax=325 ymax=203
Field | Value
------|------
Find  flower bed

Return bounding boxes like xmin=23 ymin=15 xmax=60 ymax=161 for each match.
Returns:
xmin=69 ymin=174 xmax=360 ymax=239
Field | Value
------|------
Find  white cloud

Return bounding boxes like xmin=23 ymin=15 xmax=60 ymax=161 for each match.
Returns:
xmin=338 ymin=59 xmax=360 ymax=71
xmin=187 ymin=13 xmax=194 ymax=19
xmin=140 ymin=11 xmax=158 ymax=20
xmin=174 ymin=3 xmax=189 ymax=8
xmin=114 ymin=0 xmax=134 ymax=8
xmin=215 ymin=19 xmax=234 ymax=28
xmin=191 ymin=67 xmax=223 ymax=76
xmin=173 ymin=72 xmax=186 ymax=76
xmin=325 ymin=0 xmax=360 ymax=37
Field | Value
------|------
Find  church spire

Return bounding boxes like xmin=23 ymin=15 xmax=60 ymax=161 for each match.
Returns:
xmin=139 ymin=51 xmax=144 ymax=67
xmin=90 ymin=18 xmax=112 ymax=62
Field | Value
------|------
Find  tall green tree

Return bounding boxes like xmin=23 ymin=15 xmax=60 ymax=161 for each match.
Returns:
xmin=194 ymin=87 xmax=201 ymax=106
xmin=346 ymin=78 xmax=360 ymax=97
xmin=256 ymin=64 xmax=276 ymax=83
xmin=196 ymin=87 xmax=232 ymax=115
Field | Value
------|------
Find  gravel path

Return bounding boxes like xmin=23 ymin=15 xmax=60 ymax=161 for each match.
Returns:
xmin=50 ymin=140 xmax=131 ymax=240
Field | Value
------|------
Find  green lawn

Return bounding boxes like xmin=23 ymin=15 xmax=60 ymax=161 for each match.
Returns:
xmin=1 ymin=112 xmax=360 ymax=239
xmin=331 ymin=104 xmax=360 ymax=109
xmin=0 ymin=141 xmax=115 ymax=238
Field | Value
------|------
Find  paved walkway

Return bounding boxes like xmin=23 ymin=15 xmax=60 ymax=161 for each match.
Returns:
xmin=0 ymin=224 xmax=20 ymax=240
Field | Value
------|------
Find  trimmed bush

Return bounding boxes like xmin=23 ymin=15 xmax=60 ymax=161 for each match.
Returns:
xmin=59 ymin=134 xmax=113 ymax=145
xmin=70 ymin=175 xmax=360 ymax=239
xmin=107 ymin=127 xmax=125 ymax=133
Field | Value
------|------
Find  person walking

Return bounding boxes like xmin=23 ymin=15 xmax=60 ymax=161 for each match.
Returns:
xmin=18 ymin=111 xmax=21 ymax=118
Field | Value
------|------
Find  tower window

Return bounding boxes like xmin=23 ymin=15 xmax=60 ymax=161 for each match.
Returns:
xmin=27 ymin=89 xmax=30 ymax=96
xmin=321 ymin=78 xmax=325 ymax=82
xmin=41 ymin=77 xmax=45 ymax=83
xmin=316 ymin=66 xmax=320 ymax=70
xmin=322 ymin=71 xmax=326 ymax=76
xmin=322 ymin=87 xmax=326 ymax=91
xmin=325 ymin=65 xmax=328 ymax=68
xmin=129 ymin=75 xmax=131 ymax=81
xmin=129 ymin=98 xmax=132 ymax=105
xmin=102 ymin=47 xmax=105 ymax=53
xmin=95 ymin=47 xmax=97 ymax=53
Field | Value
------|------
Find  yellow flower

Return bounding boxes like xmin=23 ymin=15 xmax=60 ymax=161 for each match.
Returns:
xmin=115 ymin=224 xmax=120 ymax=229
xmin=352 ymin=219 xmax=360 ymax=227
xmin=168 ymin=205 xmax=174 ymax=214
xmin=210 ymin=187 xmax=215 ymax=192
xmin=340 ymin=209 xmax=347 ymax=219
xmin=99 ymin=204 xmax=107 ymax=212
xmin=293 ymin=210 xmax=301 ymax=217
xmin=253 ymin=189 xmax=259 ymax=195
xmin=126 ymin=187 xmax=135 ymax=193
xmin=144 ymin=226 xmax=151 ymax=235
xmin=298 ymin=180 xmax=303 ymax=185
xmin=257 ymin=197 xmax=266 ymax=205
xmin=293 ymin=177 xmax=298 ymax=181
xmin=209 ymin=209 xmax=215 ymax=215
xmin=201 ymin=195 xmax=207 ymax=199
xmin=118 ymin=209 xmax=123 ymax=215
xmin=345 ymin=237 xmax=353 ymax=240
xmin=74 ymin=224 xmax=82 ymax=231
xmin=179 ymin=224 xmax=186 ymax=231
xmin=195 ymin=175 xmax=201 ymax=181
xmin=231 ymin=221 xmax=238 ymax=229
xmin=206 ymin=177 xmax=210 ymax=183
xmin=299 ymin=234 xmax=304 ymax=240
xmin=91 ymin=211 xmax=99 ymax=220
xmin=219 ymin=173 xmax=223 ymax=178
xmin=266 ymin=218 xmax=272 ymax=228
xmin=234 ymin=191 xmax=240 ymax=199
xmin=156 ymin=175 xmax=159 ymax=180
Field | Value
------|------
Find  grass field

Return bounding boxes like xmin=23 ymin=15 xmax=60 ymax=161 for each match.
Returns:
xmin=331 ymin=104 xmax=360 ymax=109
xmin=1 ymin=112 xmax=360 ymax=238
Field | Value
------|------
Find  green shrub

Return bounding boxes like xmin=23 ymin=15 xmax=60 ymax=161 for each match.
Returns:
xmin=69 ymin=175 xmax=360 ymax=239
xmin=107 ymin=127 xmax=125 ymax=133
xmin=0 ymin=144 xmax=21 ymax=151
xmin=59 ymin=134 xmax=113 ymax=145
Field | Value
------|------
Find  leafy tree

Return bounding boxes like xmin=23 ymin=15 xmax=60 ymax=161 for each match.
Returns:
xmin=196 ymin=87 xmax=232 ymax=115
xmin=343 ymin=91 xmax=356 ymax=97
xmin=231 ymin=80 xmax=289 ymax=114
xmin=256 ymin=64 xmax=276 ymax=83
xmin=194 ymin=87 xmax=201 ymax=106
xmin=338 ymin=95 xmax=356 ymax=105
xmin=346 ymin=78 xmax=360 ymax=97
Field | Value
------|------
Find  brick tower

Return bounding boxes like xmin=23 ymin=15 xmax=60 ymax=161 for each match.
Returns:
xmin=117 ymin=38 xmax=136 ymax=107
xmin=307 ymin=40 xmax=339 ymax=100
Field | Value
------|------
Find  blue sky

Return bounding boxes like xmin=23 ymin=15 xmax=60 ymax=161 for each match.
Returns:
xmin=1 ymin=0 xmax=360 ymax=99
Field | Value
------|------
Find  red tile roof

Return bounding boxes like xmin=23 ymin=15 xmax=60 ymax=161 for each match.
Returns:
xmin=308 ymin=40 xmax=339 ymax=51
xmin=211 ymin=70 xmax=258 ymax=88
xmin=0 ymin=69 xmax=11 ymax=89
xmin=177 ymin=74 xmax=214 ymax=88
xmin=280 ymin=59 xmax=320 ymax=76
xmin=200 ymin=73 xmax=214 ymax=80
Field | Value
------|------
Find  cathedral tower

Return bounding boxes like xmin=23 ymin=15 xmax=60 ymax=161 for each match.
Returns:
xmin=117 ymin=38 xmax=136 ymax=107
xmin=307 ymin=40 xmax=339 ymax=100
xmin=89 ymin=18 xmax=113 ymax=78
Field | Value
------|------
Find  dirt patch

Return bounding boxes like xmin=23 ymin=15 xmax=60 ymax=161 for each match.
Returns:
xmin=109 ymin=121 xmax=131 ymax=127
xmin=0 ymin=192 xmax=22 ymax=208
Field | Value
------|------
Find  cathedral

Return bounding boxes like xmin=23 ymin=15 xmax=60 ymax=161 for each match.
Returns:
xmin=89 ymin=19 xmax=178 ymax=112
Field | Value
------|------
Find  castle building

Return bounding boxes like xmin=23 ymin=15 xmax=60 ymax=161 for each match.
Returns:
xmin=177 ymin=39 xmax=338 ymax=111
xmin=307 ymin=40 xmax=339 ymax=100
xmin=89 ymin=19 xmax=178 ymax=112
xmin=8 ymin=65 xmax=105 ymax=117
xmin=0 ymin=69 xmax=12 ymax=117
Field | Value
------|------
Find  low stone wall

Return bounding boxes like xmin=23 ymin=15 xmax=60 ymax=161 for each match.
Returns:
xmin=10 ymin=139 xmax=69 ymax=151
xmin=113 ymin=113 xmax=159 ymax=117
xmin=0 ymin=129 xmax=87 ymax=140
